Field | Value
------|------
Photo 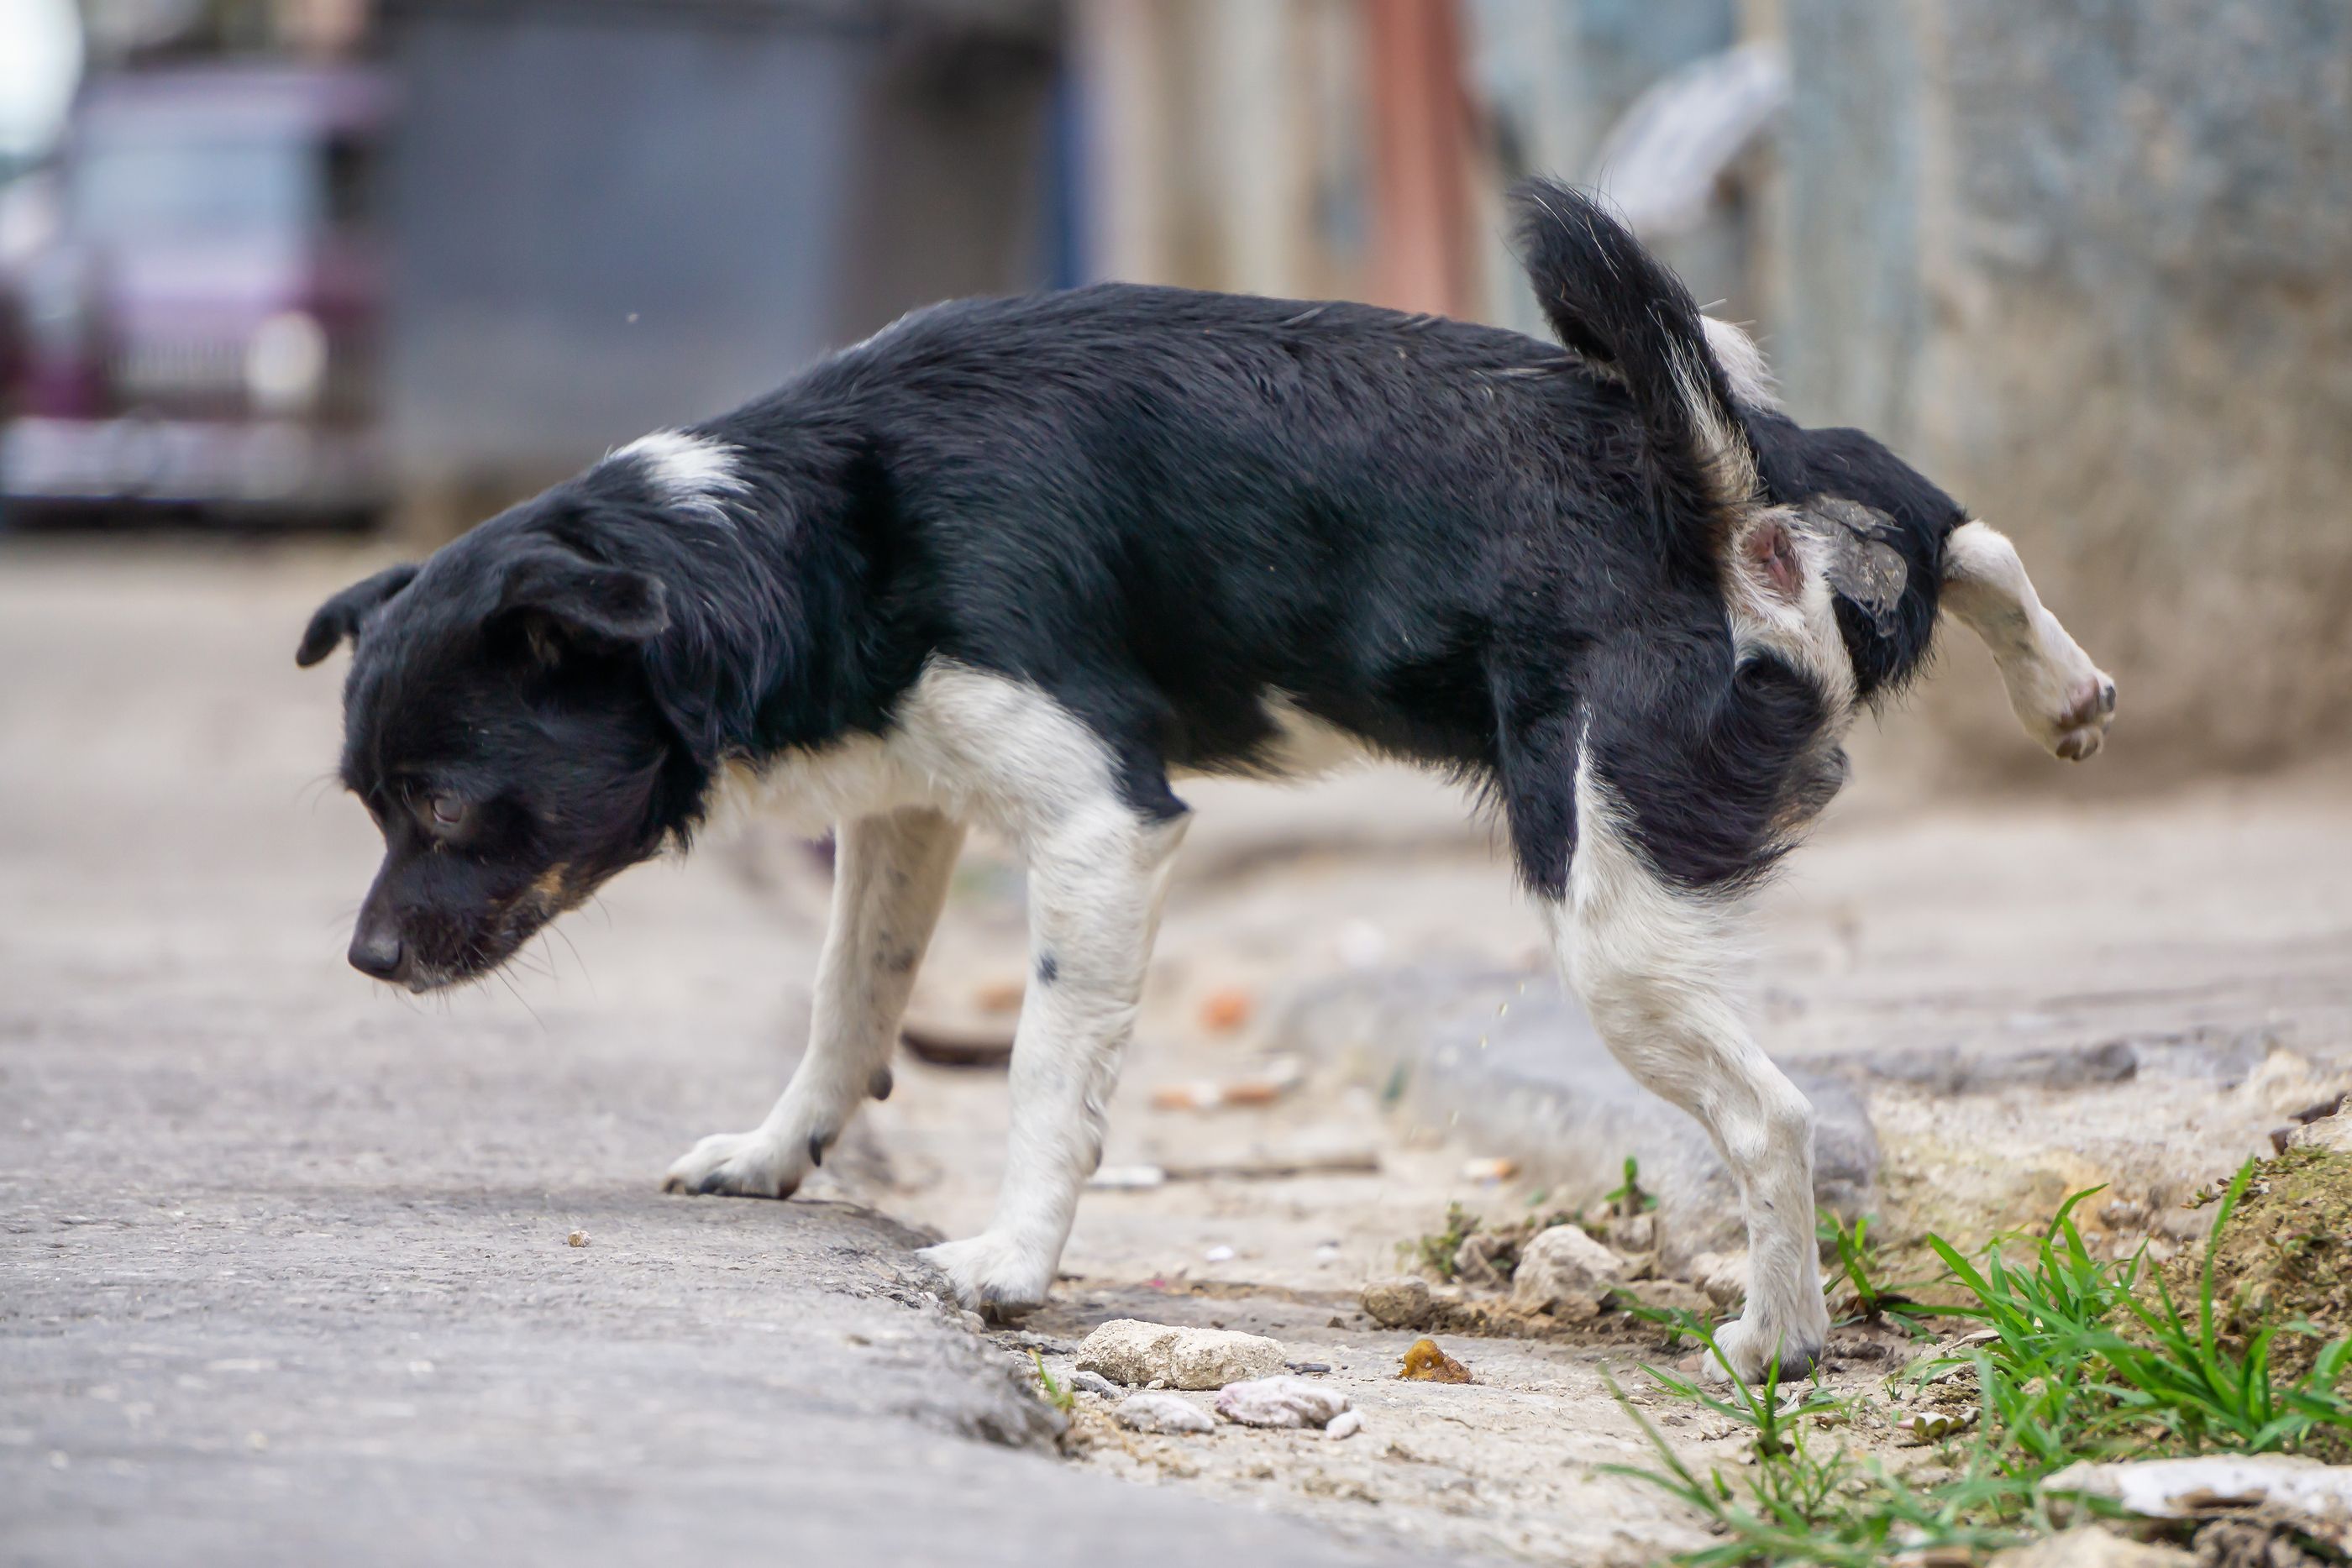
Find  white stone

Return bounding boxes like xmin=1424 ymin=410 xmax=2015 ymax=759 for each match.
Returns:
xmin=1213 ymin=1376 xmax=1351 ymax=1429
xmin=1074 ymin=1319 xmax=1287 ymax=1391
xmin=1113 ymin=1392 xmax=1215 ymax=1434
xmin=1325 ymin=1409 xmax=1364 ymax=1440
xmin=1511 ymin=1224 xmax=1627 ymax=1315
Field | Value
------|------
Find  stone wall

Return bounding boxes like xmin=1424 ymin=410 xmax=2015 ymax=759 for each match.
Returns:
xmin=1772 ymin=0 xmax=2352 ymax=779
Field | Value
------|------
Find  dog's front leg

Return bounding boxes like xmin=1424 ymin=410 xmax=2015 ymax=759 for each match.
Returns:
xmin=918 ymin=805 xmax=1189 ymax=1315
xmin=1542 ymin=772 xmax=1829 ymax=1384
xmin=664 ymin=806 xmax=965 ymax=1198
xmin=1940 ymin=520 xmax=2116 ymax=761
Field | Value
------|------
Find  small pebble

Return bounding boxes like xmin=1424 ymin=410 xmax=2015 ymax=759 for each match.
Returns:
xmin=1285 ymin=1361 xmax=1332 ymax=1375
xmin=1116 ymin=1392 xmax=1215 ymax=1434
xmin=1204 ymin=1245 xmax=1236 ymax=1263
xmin=565 ymin=1230 xmax=588 ymax=1248
xmin=1215 ymin=1376 xmax=1352 ymax=1429
xmin=1326 ymin=1409 xmax=1363 ymax=1440
xmin=1398 ymin=1338 xmax=1473 ymax=1383
xmin=1069 ymin=1370 xmax=1121 ymax=1398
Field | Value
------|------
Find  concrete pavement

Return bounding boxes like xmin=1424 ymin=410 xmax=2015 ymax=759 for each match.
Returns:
xmin=0 ymin=543 xmax=1443 ymax=1568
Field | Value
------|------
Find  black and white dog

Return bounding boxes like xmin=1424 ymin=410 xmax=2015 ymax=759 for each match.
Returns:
xmin=300 ymin=184 xmax=2113 ymax=1380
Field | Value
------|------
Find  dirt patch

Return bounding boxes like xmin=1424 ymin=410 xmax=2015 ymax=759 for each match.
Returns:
xmin=2169 ymin=1147 xmax=2352 ymax=1390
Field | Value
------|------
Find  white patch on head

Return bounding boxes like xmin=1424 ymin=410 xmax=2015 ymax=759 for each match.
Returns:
xmin=1541 ymin=746 xmax=1826 ymax=1382
xmin=1700 ymin=315 xmax=1778 ymax=412
xmin=609 ymin=429 xmax=746 ymax=528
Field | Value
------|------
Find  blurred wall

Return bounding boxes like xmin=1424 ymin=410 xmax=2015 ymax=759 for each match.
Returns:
xmin=383 ymin=0 xmax=1058 ymax=534
xmin=1772 ymin=0 xmax=2352 ymax=779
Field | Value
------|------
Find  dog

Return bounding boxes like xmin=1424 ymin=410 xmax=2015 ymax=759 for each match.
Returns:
xmin=299 ymin=183 xmax=2113 ymax=1381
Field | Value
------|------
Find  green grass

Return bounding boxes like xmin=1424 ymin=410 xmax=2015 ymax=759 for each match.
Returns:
xmin=1606 ymin=1160 xmax=2352 ymax=1566
xmin=1029 ymin=1350 xmax=1075 ymax=1418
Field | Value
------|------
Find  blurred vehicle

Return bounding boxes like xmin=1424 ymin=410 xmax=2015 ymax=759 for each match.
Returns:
xmin=1 ymin=63 xmax=389 ymax=526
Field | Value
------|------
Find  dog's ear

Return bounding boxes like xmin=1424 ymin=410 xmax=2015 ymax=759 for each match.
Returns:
xmin=297 ymin=564 xmax=421 ymax=668
xmin=496 ymin=548 xmax=669 ymax=656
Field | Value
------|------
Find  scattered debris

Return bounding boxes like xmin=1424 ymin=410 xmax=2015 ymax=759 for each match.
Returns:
xmin=1204 ymin=1245 xmax=1236 ymax=1264
xmin=1460 ymin=1156 xmax=1518 ymax=1183
xmin=1074 ymin=1319 xmax=1288 ymax=1390
xmin=565 ymin=1230 xmax=589 ymax=1248
xmin=2044 ymin=1457 xmax=2352 ymax=1551
xmin=1325 ymin=1409 xmax=1364 ymax=1440
xmin=1511 ymin=1223 xmax=1627 ymax=1320
xmin=1893 ymin=1406 xmax=1980 ymax=1445
xmin=1398 ymin=1338 xmax=1473 ymax=1383
xmin=1199 ymin=988 xmax=1255 ymax=1033
xmin=898 ymin=1022 xmax=1014 ymax=1068
xmin=1114 ymin=1392 xmax=1216 ymax=1434
xmin=1361 ymin=1277 xmax=1434 ymax=1330
xmin=1215 ymin=1376 xmax=1352 ymax=1429
xmin=1068 ymin=1370 xmax=1121 ymax=1398
xmin=1150 ymin=1057 xmax=1304 ymax=1111
xmin=1284 ymin=1361 xmax=1331 ymax=1375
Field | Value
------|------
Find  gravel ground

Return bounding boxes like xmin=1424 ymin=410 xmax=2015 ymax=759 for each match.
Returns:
xmin=4 ymin=539 xmax=2348 ymax=1565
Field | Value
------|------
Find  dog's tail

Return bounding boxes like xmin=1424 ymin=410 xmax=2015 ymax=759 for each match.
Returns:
xmin=1510 ymin=179 xmax=1766 ymax=527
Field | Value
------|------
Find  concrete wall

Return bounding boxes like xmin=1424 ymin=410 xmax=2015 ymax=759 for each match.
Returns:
xmin=1773 ymin=0 xmax=2352 ymax=779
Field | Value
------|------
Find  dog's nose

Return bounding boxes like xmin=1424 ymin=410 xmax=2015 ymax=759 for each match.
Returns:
xmin=348 ymin=927 xmax=407 ymax=982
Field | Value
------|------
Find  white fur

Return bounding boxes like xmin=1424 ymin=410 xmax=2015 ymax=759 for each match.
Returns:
xmin=677 ymin=659 xmax=1189 ymax=1312
xmin=1940 ymin=521 xmax=2116 ymax=761
xmin=1724 ymin=509 xmax=1861 ymax=719
xmin=1701 ymin=315 xmax=1778 ymax=412
xmin=1231 ymin=690 xmax=1379 ymax=780
xmin=663 ymin=805 xmax=963 ymax=1200
xmin=610 ymin=429 xmax=747 ymax=528
xmin=1671 ymin=343 xmax=1761 ymax=508
xmin=1544 ymin=747 xmax=1829 ymax=1382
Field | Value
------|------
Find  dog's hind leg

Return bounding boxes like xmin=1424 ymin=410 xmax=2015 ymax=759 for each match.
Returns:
xmin=1533 ymin=752 xmax=1829 ymax=1384
xmin=918 ymin=801 xmax=1189 ymax=1314
xmin=1940 ymin=520 xmax=2116 ymax=761
xmin=664 ymin=805 xmax=965 ymax=1198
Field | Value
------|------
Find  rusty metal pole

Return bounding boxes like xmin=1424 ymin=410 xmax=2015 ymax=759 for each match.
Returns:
xmin=1363 ymin=0 xmax=1473 ymax=317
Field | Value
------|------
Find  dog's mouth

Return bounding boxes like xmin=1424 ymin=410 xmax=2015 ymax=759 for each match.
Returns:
xmin=382 ymin=865 xmax=595 ymax=993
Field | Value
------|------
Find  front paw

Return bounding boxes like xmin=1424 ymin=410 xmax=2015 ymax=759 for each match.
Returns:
xmin=661 ymin=1129 xmax=813 ymax=1198
xmin=916 ymin=1232 xmax=1055 ymax=1319
xmin=1703 ymin=1313 xmax=1826 ymax=1386
xmin=2044 ymin=672 xmax=2117 ymax=762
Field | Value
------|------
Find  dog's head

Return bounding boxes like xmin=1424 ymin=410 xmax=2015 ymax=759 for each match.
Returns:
xmin=298 ymin=501 xmax=696 ymax=990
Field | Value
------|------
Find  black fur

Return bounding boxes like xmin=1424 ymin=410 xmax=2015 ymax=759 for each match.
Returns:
xmin=305 ymin=186 xmax=1964 ymax=986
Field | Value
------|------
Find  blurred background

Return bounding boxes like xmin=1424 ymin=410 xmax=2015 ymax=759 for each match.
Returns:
xmin=0 ymin=0 xmax=2346 ymax=776
xmin=3 ymin=9 xmax=2349 ymax=1555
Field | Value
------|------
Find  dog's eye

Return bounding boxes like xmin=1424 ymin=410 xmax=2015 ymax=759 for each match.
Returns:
xmin=424 ymin=795 xmax=469 ymax=831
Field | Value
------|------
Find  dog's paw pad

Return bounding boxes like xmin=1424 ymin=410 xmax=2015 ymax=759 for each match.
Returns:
xmin=2049 ymin=674 xmax=2117 ymax=762
xmin=661 ymin=1130 xmax=807 ymax=1199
